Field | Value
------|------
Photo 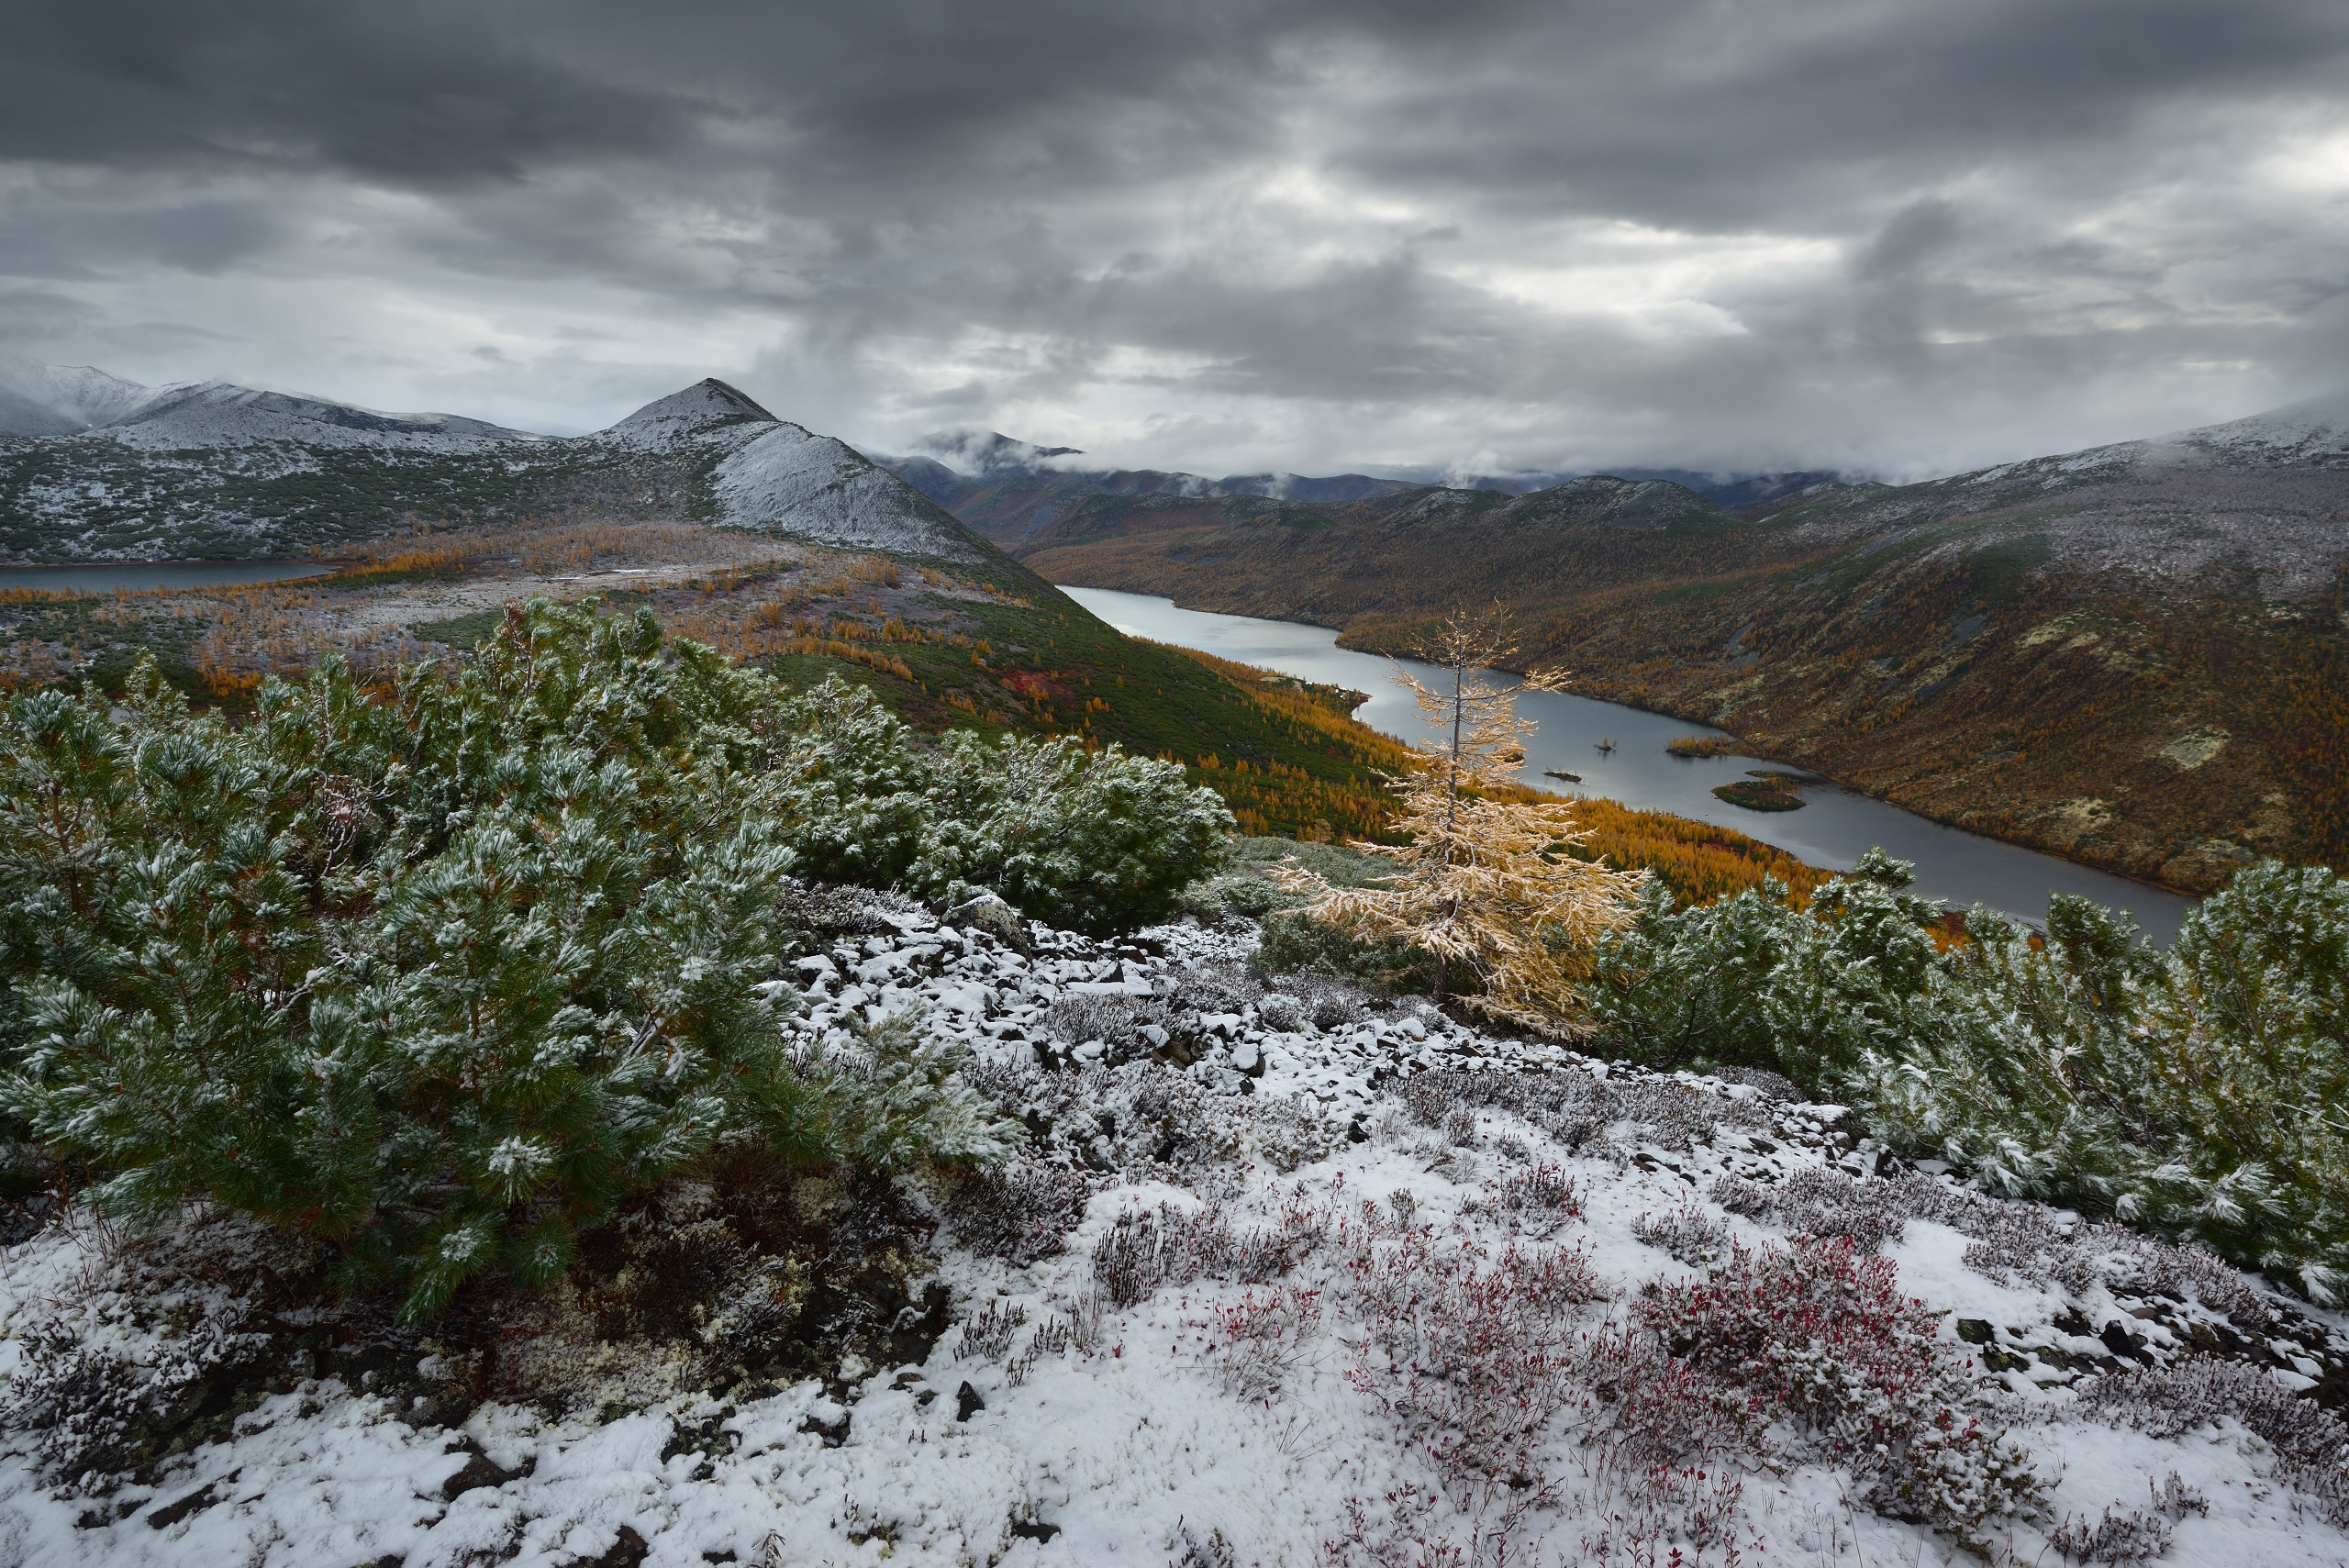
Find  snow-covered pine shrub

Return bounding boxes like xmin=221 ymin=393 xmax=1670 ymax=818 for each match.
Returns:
xmin=2122 ymin=863 xmax=2349 ymax=1296
xmin=1588 ymin=875 xmax=1805 ymax=1070
xmin=1870 ymin=868 xmax=2349 ymax=1296
xmin=2080 ymin=1358 xmax=2349 ymax=1525
xmin=911 ymin=728 xmax=1231 ymax=934
xmin=0 ymin=603 xmax=1006 ymax=1320
xmin=1628 ymin=1236 xmax=2041 ymax=1536
xmin=1591 ymin=850 xmax=1948 ymax=1084
xmin=1598 ymin=843 xmax=2349 ymax=1295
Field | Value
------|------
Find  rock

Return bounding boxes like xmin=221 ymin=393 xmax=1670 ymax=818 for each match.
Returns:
xmin=944 ymin=895 xmax=1033 ymax=954
xmin=956 ymin=1380 xmax=985 ymax=1421
xmin=145 ymin=1480 xmax=224 ymax=1530
xmin=580 ymin=1525 xmax=650 ymax=1567
xmin=440 ymin=1442 xmax=525 ymax=1501
xmin=797 ymin=1409 xmax=851 ymax=1447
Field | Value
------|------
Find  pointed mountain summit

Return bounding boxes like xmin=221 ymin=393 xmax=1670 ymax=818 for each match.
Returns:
xmin=604 ymin=378 xmax=780 ymax=445
xmin=594 ymin=380 xmax=991 ymax=562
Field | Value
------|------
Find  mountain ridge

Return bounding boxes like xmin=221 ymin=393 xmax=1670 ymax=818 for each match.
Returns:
xmin=0 ymin=367 xmax=990 ymax=565
xmin=878 ymin=428 xmax=1861 ymax=541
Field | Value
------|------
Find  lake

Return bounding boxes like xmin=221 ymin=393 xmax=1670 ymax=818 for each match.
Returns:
xmin=1065 ymin=585 xmax=2195 ymax=944
xmin=0 ymin=562 xmax=335 ymax=594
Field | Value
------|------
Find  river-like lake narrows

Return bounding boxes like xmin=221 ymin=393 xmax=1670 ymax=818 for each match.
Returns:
xmin=1064 ymin=585 xmax=2193 ymax=943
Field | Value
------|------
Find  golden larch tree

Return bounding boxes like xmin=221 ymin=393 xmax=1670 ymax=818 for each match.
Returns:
xmin=1272 ymin=606 xmax=1649 ymax=1035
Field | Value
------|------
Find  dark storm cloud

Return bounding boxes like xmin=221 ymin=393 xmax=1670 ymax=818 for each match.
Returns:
xmin=0 ymin=2 xmax=697 ymax=183
xmin=2 ymin=0 xmax=2344 ymax=474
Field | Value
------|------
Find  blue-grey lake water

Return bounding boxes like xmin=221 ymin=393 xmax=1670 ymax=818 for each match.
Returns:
xmin=0 ymin=562 xmax=335 ymax=593
xmin=1065 ymin=585 xmax=2194 ymax=943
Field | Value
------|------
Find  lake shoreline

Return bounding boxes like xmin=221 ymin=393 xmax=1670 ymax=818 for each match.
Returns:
xmin=1065 ymin=584 xmax=2197 ymax=941
xmin=1308 ymin=614 xmax=2203 ymax=905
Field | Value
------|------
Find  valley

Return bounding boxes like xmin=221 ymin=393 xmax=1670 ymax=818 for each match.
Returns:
xmin=992 ymin=396 xmax=2349 ymax=894
xmin=8 ymin=354 xmax=2342 ymax=899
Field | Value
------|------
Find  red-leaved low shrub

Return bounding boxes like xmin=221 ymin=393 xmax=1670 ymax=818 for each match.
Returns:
xmin=1620 ymin=1236 xmax=2040 ymax=1535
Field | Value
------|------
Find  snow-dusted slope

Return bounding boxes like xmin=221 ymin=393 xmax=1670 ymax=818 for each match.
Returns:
xmin=0 ymin=355 xmax=158 ymax=436
xmin=5 ymin=905 xmax=2344 ymax=1567
xmin=599 ymin=377 xmax=779 ymax=448
xmin=103 ymin=381 xmax=540 ymax=452
xmin=708 ymin=425 xmax=985 ymax=562
xmin=598 ymin=379 xmax=991 ymax=562
xmin=1764 ymin=386 xmax=2349 ymax=602
xmin=0 ymin=365 xmax=996 ymax=563
xmin=1934 ymin=387 xmax=2349 ymax=495
xmin=2148 ymin=389 xmax=2349 ymax=469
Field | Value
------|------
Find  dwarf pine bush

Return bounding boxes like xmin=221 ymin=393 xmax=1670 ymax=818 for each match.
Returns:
xmin=914 ymin=726 xmax=1231 ymax=933
xmin=1594 ymin=851 xmax=2349 ymax=1297
xmin=0 ymin=600 xmax=1222 ymax=1318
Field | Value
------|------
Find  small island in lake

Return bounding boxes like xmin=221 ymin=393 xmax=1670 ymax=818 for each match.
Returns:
xmin=1713 ymin=771 xmax=1807 ymax=811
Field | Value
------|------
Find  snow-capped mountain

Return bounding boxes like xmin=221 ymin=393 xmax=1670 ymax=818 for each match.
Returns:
xmin=0 ymin=355 xmax=163 ymax=436
xmin=592 ymin=379 xmax=987 ymax=561
xmin=0 ymin=357 xmax=541 ymax=447
xmin=0 ymin=363 xmax=993 ymax=564
xmin=2144 ymin=388 xmax=2349 ymax=469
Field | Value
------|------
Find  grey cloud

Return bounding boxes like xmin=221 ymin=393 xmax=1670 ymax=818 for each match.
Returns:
xmin=1 ymin=0 xmax=2343 ymax=475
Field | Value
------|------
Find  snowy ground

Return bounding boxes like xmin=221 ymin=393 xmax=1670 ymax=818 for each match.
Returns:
xmin=3 ymin=903 xmax=2345 ymax=1567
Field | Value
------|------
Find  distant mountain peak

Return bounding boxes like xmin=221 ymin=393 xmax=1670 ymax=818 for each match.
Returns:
xmin=607 ymin=379 xmax=779 ymax=439
xmin=907 ymin=429 xmax=1086 ymax=476
xmin=0 ymin=353 xmax=160 ymax=436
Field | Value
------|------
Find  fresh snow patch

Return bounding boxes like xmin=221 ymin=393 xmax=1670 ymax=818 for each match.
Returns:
xmin=4 ymin=904 xmax=2346 ymax=1565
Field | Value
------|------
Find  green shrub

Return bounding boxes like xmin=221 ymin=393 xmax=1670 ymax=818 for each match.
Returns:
xmin=1253 ymin=910 xmax=1443 ymax=995
xmin=0 ymin=600 xmax=1222 ymax=1318
xmin=1590 ymin=848 xmax=1941 ymax=1082
xmin=1872 ymin=866 xmax=2349 ymax=1299
xmin=1591 ymin=851 xmax=2349 ymax=1297
xmin=912 ymin=728 xmax=1230 ymax=934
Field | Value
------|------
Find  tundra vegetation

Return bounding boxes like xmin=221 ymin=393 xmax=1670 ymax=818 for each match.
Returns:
xmin=0 ymin=602 xmax=2342 ymax=1564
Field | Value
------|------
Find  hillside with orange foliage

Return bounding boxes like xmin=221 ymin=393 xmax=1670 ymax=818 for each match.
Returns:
xmin=0 ymin=514 xmax=1821 ymax=905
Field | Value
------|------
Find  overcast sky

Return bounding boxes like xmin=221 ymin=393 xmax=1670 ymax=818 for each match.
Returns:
xmin=3 ymin=0 xmax=2345 ymax=480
